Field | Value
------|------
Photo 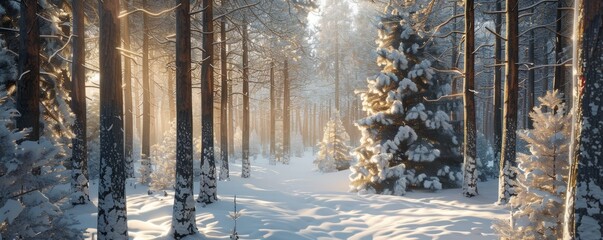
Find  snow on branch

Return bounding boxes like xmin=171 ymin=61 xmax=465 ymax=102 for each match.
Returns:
xmin=119 ymin=4 xmax=181 ymax=18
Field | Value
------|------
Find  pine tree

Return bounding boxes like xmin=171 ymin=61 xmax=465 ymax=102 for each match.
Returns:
xmin=493 ymin=91 xmax=570 ymax=239
xmin=349 ymin=5 xmax=461 ymax=195
xmin=198 ymin=0 xmax=218 ymax=204
xmin=240 ymin=20 xmax=251 ymax=178
xmin=97 ymin=0 xmax=128 ymax=237
xmin=170 ymin=0 xmax=198 ymax=235
xmin=70 ymin=0 xmax=90 ymax=206
xmin=314 ymin=111 xmax=352 ymax=172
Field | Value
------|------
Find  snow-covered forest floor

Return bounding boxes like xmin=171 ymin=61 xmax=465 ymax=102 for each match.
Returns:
xmin=65 ymin=151 xmax=506 ymax=239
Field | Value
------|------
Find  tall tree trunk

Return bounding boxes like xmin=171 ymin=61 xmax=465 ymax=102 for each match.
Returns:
xmin=525 ymin=8 xmax=536 ymax=129
xmin=270 ymin=61 xmax=276 ymax=164
xmin=241 ymin=20 xmax=251 ymax=177
xmin=303 ymin=104 xmax=309 ymax=147
xmin=97 ymin=0 xmax=128 ymax=237
xmin=283 ymin=60 xmax=290 ymax=164
xmin=199 ymin=0 xmax=217 ymax=204
xmin=527 ymin=11 xmax=535 ymax=129
xmin=463 ymin=0 xmax=478 ymax=198
xmin=168 ymin=69 xmax=175 ymax=121
xmin=122 ymin=1 xmax=134 ymax=178
xmin=171 ymin=0 xmax=198 ymax=236
xmin=313 ymin=103 xmax=317 ymax=147
xmin=553 ymin=0 xmax=571 ymax=103
xmin=219 ymin=17 xmax=229 ymax=181
xmin=335 ymin=31 xmax=340 ymax=111
xmin=70 ymin=0 xmax=89 ymax=205
xmin=140 ymin=0 xmax=152 ymax=185
xmin=450 ymin=2 xmax=459 ymax=121
xmin=493 ymin=0 xmax=503 ymax=164
xmin=17 ymin=0 xmax=40 ymax=141
xmin=498 ymin=0 xmax=519 ymax=204
xmin=563 ymin=1 xmax=603 ymax=238
xmin=228 ymin=71 xmax=234 ymax=156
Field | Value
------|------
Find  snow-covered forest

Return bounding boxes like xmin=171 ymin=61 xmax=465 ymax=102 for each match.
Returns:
xmin=0 ymin=0 xmax=602 ymax=239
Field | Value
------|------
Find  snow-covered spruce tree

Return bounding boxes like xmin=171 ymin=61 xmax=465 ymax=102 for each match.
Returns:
xmin=314 ymin=111 xmax=353 ymax=172
xmin=0 ymin=93 xmax=80 ymax=239
xmin=349 ymin=6 xmax=461 ymax=195
xmin=150 ymin=122 xmax=177 ymax=191
xmin=493 ymin=91 xmax=570 ymax=239
xmin=1 ymin=2 xmax=80 ymax=238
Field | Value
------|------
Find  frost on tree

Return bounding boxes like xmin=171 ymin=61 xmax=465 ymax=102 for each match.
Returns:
xmin=0 ymin=97 xmax=80 ymax=239
xmin=493 ymin=91 xmax=570 ymax=239
xmin=349 ymin=6 xmax=461 ymax=195
xmin=314 ymin=111 xmax=353 ymax=172
xmin=1 ymin=1 xmax=80 ymax=238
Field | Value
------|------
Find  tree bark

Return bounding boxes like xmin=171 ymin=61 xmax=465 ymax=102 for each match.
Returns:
xmin=170 ymin=0 xmax=198 ymax=236
xmin=527 ymin=7 xmax=535 ymax=129
xmin=168 ymin=69 xmax=175 ymax=121
xmin=122 ymin=0 xmax=134 ymax=178
xmin=493 ymin=0 xmax=503 ymax=163
xmin=140 ymin=0 xmax=152 ymax=185
xmin=17 ymin=0 xmax=40 ymax=141
xmin=463 ymin=0 xmax=478 ymax=198
xmin=283 ymin=60 xmax=290 ymax=164
xmin=553 ymin=0 xmax=571 ymax=103
xmin=70 ymin=0 xmax=90 ymax=205
xmin=228 ymin=71 xmax=234 ymax=156
xmin=335 ymin=30 xmax=340 ymax=111
xmin=498 ymin=0 xmax=519 ymax=204
xmin=450 ymin=2 xmax=459 ymax=121
xmin=97 ymin=0 xmax=128 ymax=237
xmin=241 ymin=20 xmax=251 ymax=177
xmin=199 ymin=0 xmax=217 ymax=204
xmin=219 ymin=17 xmax=229 ymax=181
xmin=563 ymin=1 xmax=603 ymax=239
xmin=270 ymin=61 xmax=276 ymax=164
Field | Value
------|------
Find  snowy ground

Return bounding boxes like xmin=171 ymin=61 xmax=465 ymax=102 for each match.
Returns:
xmin=66 ymin=152 xmax=507 ymax=239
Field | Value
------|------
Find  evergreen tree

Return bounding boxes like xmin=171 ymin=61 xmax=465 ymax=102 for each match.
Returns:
xmin=314 ymin=112 xmax=353 ymax=172
xmin=0 ymin=1 xmax=80 ymax=238
xmin=349 ymin=5 xmax=461 ymax=195
xmin=97 ymin=0 xmax=128 ymax=237
xmin=70 ymin=0 xmax=90 ymax=205
xmin=199 ymin=0 xmax=218 ymax=204
xmin=170 ymin=0 xmax=198 ymax=235
xmin=494 ymin=91 xmax=570 ymax=239
xmin=150 ymin=123 xmax=177 ymax=191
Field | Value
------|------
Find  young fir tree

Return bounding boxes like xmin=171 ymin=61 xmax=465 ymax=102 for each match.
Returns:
xmin=0 ymin=94 xmax=80 ymax=239
xmin=349 ymin=5 xmax=461 ymax=195
xmin=314 ymin=111 xmax=352 ymax=172
xmin=150 ymin=122 xmax=177 ymax=191
xmin=494 ymin=91 xmax=570 ymax=239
